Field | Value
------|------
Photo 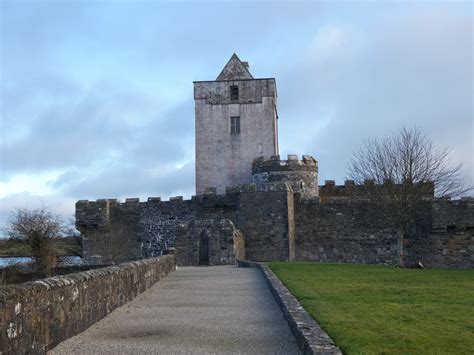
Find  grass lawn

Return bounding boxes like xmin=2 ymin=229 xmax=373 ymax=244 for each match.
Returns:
xmin=267 ymin=262 xmax=474 ymax=354
xmin=0 ymin=237 xmax=81 ymax=257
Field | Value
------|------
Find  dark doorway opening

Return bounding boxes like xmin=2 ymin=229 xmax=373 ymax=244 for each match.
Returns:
xmin=199 ymin=232 xmax=209 ymax=266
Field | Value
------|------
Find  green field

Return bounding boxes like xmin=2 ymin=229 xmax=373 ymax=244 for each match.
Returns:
xmin=267 ymin=262 xmax=474 ymax=354
xmin=0 ymin=237 xmax=81 ymax=257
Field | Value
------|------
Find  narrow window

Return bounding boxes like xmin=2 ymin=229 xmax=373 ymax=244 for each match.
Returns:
xmin=230 ymin=85 xmax=239 ymax=101
xmin=230 ymin=116 xmax=240 ymax=134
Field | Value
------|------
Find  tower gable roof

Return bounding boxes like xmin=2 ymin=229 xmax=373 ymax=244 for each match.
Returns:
xmin=216 ymin=53 xmax=254 ymax=81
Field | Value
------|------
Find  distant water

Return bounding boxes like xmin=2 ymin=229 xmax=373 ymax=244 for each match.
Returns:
xmin=0 ymin=257 xmax=32 ymax=268
xmin=0 ymin=256 xmax=82 ymax=268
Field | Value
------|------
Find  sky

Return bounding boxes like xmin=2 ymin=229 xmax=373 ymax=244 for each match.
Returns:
xmin=0 ymin=0 xmax=472 ymax=233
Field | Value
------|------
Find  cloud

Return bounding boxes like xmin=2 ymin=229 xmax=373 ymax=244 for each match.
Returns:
xmin=0 ymin=1 xmax=472 ymax=231
xmin=0 ymin=191 xmax=77 ymax=238
xmin=60 ymin=161 xmax=195 ymax=201
xmin=1 ymin=81 xmax=193 ymax=170
xmin=276 ymin=6 xmax=473 ymax=185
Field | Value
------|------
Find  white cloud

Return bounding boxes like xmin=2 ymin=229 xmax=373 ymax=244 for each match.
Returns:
xmin=0 ymin=1 xmax=471 ymax=231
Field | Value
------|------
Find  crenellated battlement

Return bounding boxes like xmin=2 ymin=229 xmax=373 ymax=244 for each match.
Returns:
xmin=75 ymin=182 xmax=295 ymax=231
xmin=318 ymin=180 xmax=359 ymax=203
xmin=319 ymin=180 xmax=436 ymax=203
xmin=252 ymin=154 xmax=319 ymax=197
xmin=75 ymin=180 xmax=473 ymax=269
xmin=252 ymin=154 xmax=318 ymax=174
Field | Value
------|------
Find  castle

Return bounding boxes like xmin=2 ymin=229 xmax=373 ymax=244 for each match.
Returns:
xmin=76 ymin=54 xmax=473 ymax=268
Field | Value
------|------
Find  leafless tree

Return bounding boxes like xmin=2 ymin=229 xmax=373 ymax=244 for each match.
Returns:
xmin=6 ymin=206 xmax=67 ymax=276
xmin=347 ymin=127 xmax=471 ymax=267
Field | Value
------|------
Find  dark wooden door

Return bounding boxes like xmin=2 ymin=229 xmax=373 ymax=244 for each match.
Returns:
xmin=199 ymin=233 xmax=209 ymax=266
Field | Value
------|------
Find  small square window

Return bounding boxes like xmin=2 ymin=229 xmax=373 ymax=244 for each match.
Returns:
xmin=230 ymin=116 xmax=240 ymax=134
xmin=230 ymin=85 xmax=239 ymax=101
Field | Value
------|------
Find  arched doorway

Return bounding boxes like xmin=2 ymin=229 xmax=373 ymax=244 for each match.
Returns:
xmin=199 ymin=231 xmax=209 ymax=266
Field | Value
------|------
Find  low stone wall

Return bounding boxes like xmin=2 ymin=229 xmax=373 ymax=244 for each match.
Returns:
xmin=0 ymin=255 xmax=176 ymax=354
xmin=238 ymin=260 xmax=341 ymax=354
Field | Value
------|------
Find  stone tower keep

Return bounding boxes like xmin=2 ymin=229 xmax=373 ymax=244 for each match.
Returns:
xmin=194 ymin=53 xmax=279 ymax=194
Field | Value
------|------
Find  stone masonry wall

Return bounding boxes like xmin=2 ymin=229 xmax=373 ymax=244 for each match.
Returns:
xmin=410 ymin=198 xmax=474 ymax=268
xmin=238 ymin=183 xmax=295 ymax=261
xmin=76 ymin=185 xmax=472 ymax=268
xmin=194 ymin=77 xmax=278 ymax=194
xmin=77 ymin=186 xmax=295 ymax=265
xmin=77 ymin=199 xmax=141 ymax=264
xmin=295 ymin=197 xmax=399 ymax=264
xmin=294 ymin=196 xmax=474 ymax=268
xmin=0 ymin=255 xmax=176 ymax=354
xmin=76 ymin=193 xmax=240 ymax=265
xmin=174 ymin=219 xmax=239 ymax=266
xmin=252 ymin=155 xmax=319 ymax=197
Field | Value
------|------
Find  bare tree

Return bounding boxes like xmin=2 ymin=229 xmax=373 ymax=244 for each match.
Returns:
xmin=6 ymin=206 xmax=67 ymax=277
xmin=347 ymin=127 xmax=471 ymax=267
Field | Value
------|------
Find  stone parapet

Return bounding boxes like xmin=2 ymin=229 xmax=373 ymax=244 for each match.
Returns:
xmin=252 ymin=154 xmax=318 ymax=174
xmin=0 ymin=255 xmax=176 ymax=354
xmin=318 ymin=180 xmax=435 ymax=204
xmin=238 ymin=260 xmax=342 ymax=354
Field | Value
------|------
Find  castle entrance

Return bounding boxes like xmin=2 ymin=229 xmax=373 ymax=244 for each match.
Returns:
xmin=199 ymin=231 xmax=209 ymax=266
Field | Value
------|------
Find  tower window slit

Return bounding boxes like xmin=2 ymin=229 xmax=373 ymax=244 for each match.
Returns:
xmin=230 ymin=116 xmax=240 ymax=134
xmin=230 ymin=85 xmax=239 ymax=101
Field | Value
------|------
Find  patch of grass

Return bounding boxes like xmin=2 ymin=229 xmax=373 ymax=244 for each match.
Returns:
xmin=0 ymin=237 xmax=81 ymax=256
xmin=0 ymin=239 xmax=32 ymax=256
xmin=267 ymin=262 xmax=474 ymax=354
xmin=52 ymin=237 xmax=82 ymax=256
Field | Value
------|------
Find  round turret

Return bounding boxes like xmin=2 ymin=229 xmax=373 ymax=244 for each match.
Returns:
xmin=252 ymin=154 xmax=319 ymax=197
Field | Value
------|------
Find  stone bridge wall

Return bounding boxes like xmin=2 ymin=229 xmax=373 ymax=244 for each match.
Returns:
xmin=0 ymin=255 xmax=176 ymax=354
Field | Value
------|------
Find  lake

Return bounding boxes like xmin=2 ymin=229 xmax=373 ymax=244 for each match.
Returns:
xmin=0 ymin=256 xmax=83 ymax=268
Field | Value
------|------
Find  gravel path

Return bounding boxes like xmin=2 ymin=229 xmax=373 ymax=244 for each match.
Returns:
xmin=51 ymin=265 xmax=301 ymax=354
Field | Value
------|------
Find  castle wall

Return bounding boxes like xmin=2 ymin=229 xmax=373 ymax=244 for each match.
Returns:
xmin=174 ymin=219 xmax=239 ymax=266
xmin=76 ymin=194 xmax=240 ymax=266
xmin=76 ymin=199 xmax=141 ymax=265
xmin=318 ymin=180 xmax=357 ymax=203
xmin=76 ymin=187 xmax=473 ymax=269
xmin=294 ymin=196 xmax=473 ymax=268
xmin=295 ymin=198 xmax=399 ymax=264
xmin=410 ymin=198 xmax=473 ymax=268
xmin=194 ymin=79 xmax=278 ymax=194
xmin=77 ymin=185 xmax=294 ymax=266
xmin=238 ymin=183 xmax=294 ymax=261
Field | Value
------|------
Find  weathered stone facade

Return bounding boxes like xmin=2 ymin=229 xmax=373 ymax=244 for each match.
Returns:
xmin=253 ymin=155 xmax=319 ymax=197
xmin=194 ymin=53 xmax=278 ymax=194
xmin=76 ymin=178 xmax=299 ymax=266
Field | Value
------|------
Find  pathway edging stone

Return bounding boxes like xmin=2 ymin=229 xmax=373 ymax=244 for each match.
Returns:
xmin=238 ymin=260 xmax=342 ymax=355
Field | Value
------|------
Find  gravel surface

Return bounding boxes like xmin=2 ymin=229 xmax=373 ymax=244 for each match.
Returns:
xmin=50 ymin=265 xmax=301 ymax=354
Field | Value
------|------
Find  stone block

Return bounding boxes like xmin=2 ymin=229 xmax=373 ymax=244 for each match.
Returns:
xmin=125 ymin=198 xmax=139 ymax=203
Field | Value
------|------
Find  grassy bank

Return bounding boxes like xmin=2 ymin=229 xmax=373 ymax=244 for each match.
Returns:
xmin=0 ymin=237 xmax=81 ymax=257
xmin=267 ymin=262 xmax=474 ymax=354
